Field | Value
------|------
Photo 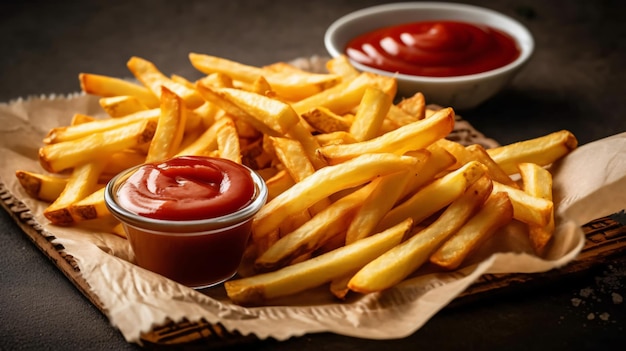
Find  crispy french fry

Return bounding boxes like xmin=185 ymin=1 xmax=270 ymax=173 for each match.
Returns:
xmin=196 ymin=84 xmax=300 ymax=136
xmin=466 ymin=143 xmax=519 ymax=188
xmin=43 ymin=108 xmax=160 ymax=144
xmin=518 ymin=162 xmax=555 ymax=254
xmin=43 ymin=162 xmax=104 ymax=225
xmin=70 ymin=114 xmax=96 ymax=125
xmin=127 ymin=56 xmax=204 ymax=109
xmin=146 ymin=87 xmax=186 ymax=163
xmin=397 ymin=92 xmax=426 ymax=121
xmin=255 ymin=180 xmax=376 ymax=272
xmin=291 ymin=72 xmax=387 ymax=115
xmin=345 ymin=168 xmax=414 ymax=245
xmin=301 ymin=106 xmax=352 ymax=134
xmin=349 ymin=87 xmax=392 ymax=142
xmin=101 ymin=150 xmax=146 ymax=177
xmin=79 ymin=73 xmax=159 ymax=108
xmin=349 ymin=176 xmax=493 ymax=293
xmin=492 ymin=181 xmax=553 ymax=226
xmin=215 ymin=116 xmax=241 ymax=163
xmin=430 ymin=191 xmax=514 ymax=270
xmin=318 ymin=107 xmax=455 ymax=165
xmin=264 ymin=169 xmax=295 ymax=201
xmin=99 ymin=95 xmax=149 ymax=117
xmin=190 ymin=53 xmax=340 ymax=101
xmin=252 ymin=153 xmax=424 ymax=241
xmin=330 ymin=272 xmax=355 ymax=300
xmin=376 ymin=160 xmax=488 ymax=232
xmin=15 ymin=170 xmax=68 ymax=202
xmin=225 ymin=218 xmax=413 ymax=306
xmin=325 ymin=55 xmax=359 ymax=80
xmin=314 ymin=131 xmax=357 ymax=146
xmin=39 ymin=120 xmax=156 ymax=173
xmin=486 ymin=130 xmax=578 ymax=175
xmin=69 ymin=187 xmax=109 ymax=221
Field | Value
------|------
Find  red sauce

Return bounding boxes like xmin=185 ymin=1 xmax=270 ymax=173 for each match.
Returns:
xmin=345 ymin=20 xmax=521 ymax=77
xmin=117 ymin=156 xmax=255 ymax=221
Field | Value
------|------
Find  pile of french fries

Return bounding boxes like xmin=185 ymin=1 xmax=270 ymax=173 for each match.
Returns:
xmin=15 ymin=53 xmax=578 ymax=306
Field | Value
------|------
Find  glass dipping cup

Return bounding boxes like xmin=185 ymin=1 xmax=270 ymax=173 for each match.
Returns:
xmin=104 ymin=161 xmax=268 ymax=289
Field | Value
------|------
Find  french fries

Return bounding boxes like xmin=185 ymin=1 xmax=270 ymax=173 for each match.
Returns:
xmin=17 ymin=53 xmax=579 ymax=306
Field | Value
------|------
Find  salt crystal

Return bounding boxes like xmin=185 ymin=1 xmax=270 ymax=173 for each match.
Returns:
xmin=580 ymin=287 xmax=593 ymax=298
xmin=587 ymin=313 xmax=595 ymax=320
xmin=612 ymin=292 xmax=623 ymax=304
xmin=571 ymin=298 xmax=582 ymax=307
xmin=599 ymin=312 xmax=610 ymax=321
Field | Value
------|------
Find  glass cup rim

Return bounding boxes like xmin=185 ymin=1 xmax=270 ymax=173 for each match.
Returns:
xmin=104 ymin=159 xmax=268 ymax=233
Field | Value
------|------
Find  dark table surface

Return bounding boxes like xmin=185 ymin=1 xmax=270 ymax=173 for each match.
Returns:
xmin=1 ymin=0 xmax=625 ymax=350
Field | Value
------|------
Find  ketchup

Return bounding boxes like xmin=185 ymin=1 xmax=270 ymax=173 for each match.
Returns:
xmin=345 ymin=20 xmax=520 ymax=77
xmin=116 ymin=156 xmax=255 ymax=221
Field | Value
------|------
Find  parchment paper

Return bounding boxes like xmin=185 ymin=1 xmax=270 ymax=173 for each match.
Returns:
xmin=1 ymin=93 xmax=625 ymax=344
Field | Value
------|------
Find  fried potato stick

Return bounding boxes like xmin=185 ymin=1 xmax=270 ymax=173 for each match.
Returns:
xmin=376 ymin=160 xmax=488 ymax=232
xmin=146 ymin=87 xmax=187 ymax=163
xmin=430 ymin=191 xmax=514 ymax=270
xmin=15 ymin=170 xmax=67 ymax=202
xmin=486 ymin=130 xmax=578 ymax=175
xmin=318 ymin=107 xmax=454 ymax=165
xmin=225 ymin=218 xmax=413 ymax=306
xmin=79 ymin=73 xmax=159 ymax=108
xmin=349 ymin=176 xmax=493 ymax=293
xmin=252 ymin=153 xmax=425 ymax=241
xmin=39 ymin=120 xmax=156 ymax=173
xmin=492 ymin=181 xmax=553 ymax=226
xmin=518 ymin=162 xmax=556 ymax=254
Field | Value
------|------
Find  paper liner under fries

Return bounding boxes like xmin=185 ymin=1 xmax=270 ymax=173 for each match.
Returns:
xmin=2 ymin=92 xmax=625 ymax=343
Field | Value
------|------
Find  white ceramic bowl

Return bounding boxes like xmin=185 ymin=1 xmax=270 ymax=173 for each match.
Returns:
xmin=324 ymin=2 xmax=534 ymax=110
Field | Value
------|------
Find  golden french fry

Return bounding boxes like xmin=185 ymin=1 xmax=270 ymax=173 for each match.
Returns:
xmin=111 ymin=222 xmax=127 ymax=239
xmin=291 ymin=72 xmax=390 ymax=115
xmin=43 ymin=108 xmax=160 ymax=144
xmin=215 ymin=116 xmax=241 ymax=163
xmin=127 ymin=56 xmax=204 ymax=109
xmin=270 ymin=137 xmax=315 ymax=182
xmin=190 ymin=53 xmax=340 ymax=101
xmin=486 ymin=130 xmax=578 ymax=175
xmin=285 ymin=120 xmax=327 ymax=170
xmin=43 ymin=162 xmax=104 ymax=225
xmin=399 ymin=143 xmax=456 ymax=199
xmin=255 ymin=181 xmax=376 ymax=271
xmin=330 ymin=272 xmax=355 ymax=300
xmin=325 ymin=55 xmax=359 ymax=80
xmin=397 ymin=92 xmax=426 ymax=121
xmin=196 ymin=84 xmax=300 ymax=136
xmin=345 ymin=168 xmax=415 ymax=244
xmin=518 ymin=162 xmax=555 ymax=254
xmin=430 ymin=191 xmax=514 ymax=270
xmin=39 ymin=120 xmax=156 ymax=173
xmin=175 ymin=116 xmax=228 ymax=157
xmin=376 ymin=160 xmax=488 ymax=232
xmin=492 ymin=181 xmax=553 ymax=226
xmin=79 ymin=73 xmax=159 ymax=108
xmin=252 ymin=153 xmax=424 ymax=241
xmin=70 ymin=114 xmax=96 ymax=125
xmin=349 ymin=87 xmax=392 ymax=142
xmin=225 ymin=218 xmax=413 ymax=306
xmin=301 ymin=106 xmax=352 ymax=134
xmin=69 ymin=187 xmax=108 ymax=221
xmin=146 ymin=87 xmax=186 ymax=163
xmin=349 ymin=176 xmax=493 ymax=293
xmin=264 ymin=169 xmax=295 ymax=201
xmin=314 ymin=131 xmax=357 ymax=146
xmin=101 ymin=150 xmax=147 ymax=177
xmin=15 ymin=170 xmax=68 ymax=202
xmin=318 ymin=107 xmax=454 ymax=165
xmin=99 ymin=95 xmax=149 ymax=117
xmin=466 ymin=143 xmax=519 ymax=188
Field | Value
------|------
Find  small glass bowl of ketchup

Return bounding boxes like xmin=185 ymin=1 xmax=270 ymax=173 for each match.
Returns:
xmin=104 ymin=156 xmax=268 ymax=289
xmin=324 ymin=2 xmax=534 ymax=110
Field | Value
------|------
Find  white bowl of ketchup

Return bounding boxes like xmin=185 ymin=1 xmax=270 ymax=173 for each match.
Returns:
xmin=324 ymin=2 xmax=534 ymax=110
